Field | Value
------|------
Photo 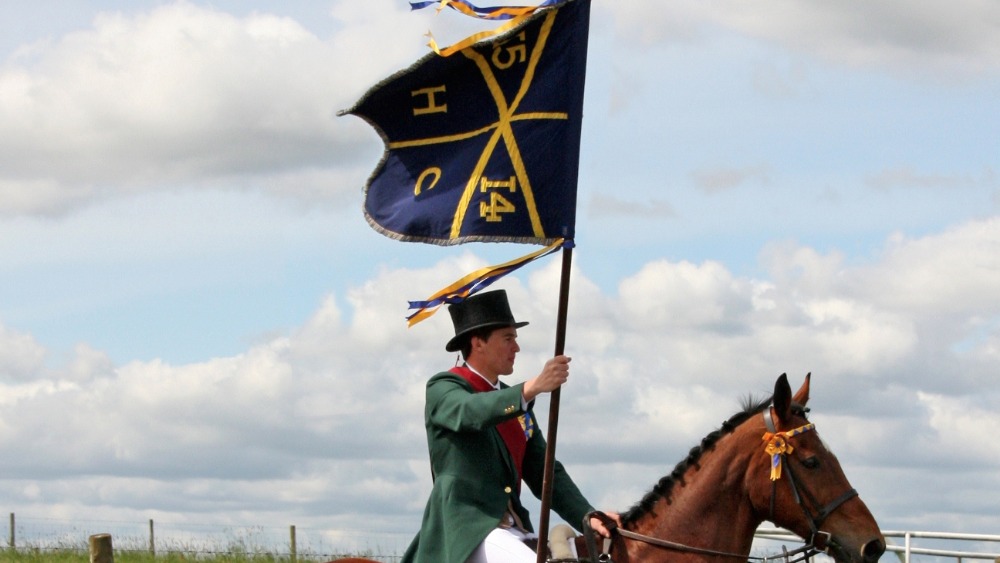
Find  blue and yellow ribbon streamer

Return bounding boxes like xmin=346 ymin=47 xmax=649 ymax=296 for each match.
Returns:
xmin=411 ymin=0 xmax=566 ymax=56
xmin=762 ymin=423 xmax=815 ymax=481
xmin=410 ymin=0 xmax=563 ymax=20
xmin=407 ymin=238 xmax=567 ymax=326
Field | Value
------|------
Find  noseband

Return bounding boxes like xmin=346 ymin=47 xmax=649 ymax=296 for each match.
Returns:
xmin=763 ymin=406 xmax=859 ymax=559
xmin=582 ymin=407 xmax=859 ymax=563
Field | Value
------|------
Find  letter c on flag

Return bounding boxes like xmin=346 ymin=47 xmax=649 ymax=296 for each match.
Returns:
xmin=414 ymin=167 xmax=442 ymax=196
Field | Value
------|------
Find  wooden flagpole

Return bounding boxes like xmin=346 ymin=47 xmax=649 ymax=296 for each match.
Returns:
xmin=535 ymin=243 xmax=573 ymax=563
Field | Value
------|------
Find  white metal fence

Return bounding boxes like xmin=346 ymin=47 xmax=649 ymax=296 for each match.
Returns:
xmin=755 ymin=527 xmax=1000 ymax=562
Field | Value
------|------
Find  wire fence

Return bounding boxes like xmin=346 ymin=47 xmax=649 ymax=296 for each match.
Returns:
xmin=4 ymin=513 xmax=408 ymax=562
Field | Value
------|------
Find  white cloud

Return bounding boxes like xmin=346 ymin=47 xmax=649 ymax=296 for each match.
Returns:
xmin=617 ymin=259 xmax=753 ymax=332
xmin=0 ymin=323 xmax=46 ymax=381
xmin=62 ymin=344 xmax=115 ymax=383
xmin=919 ymin=391 xmax=1000 ymax=467
xmin=0 ymin=2 xmax=382 ymax=216
xmin=691 ymin=165 xmax=771 ymax=193
xmin=587 ymin=193 xmax=677 ymax=220
xmin=5 ymin=217 xmax=1000 ymax=538
xmin=860 ymin=220 xmax=1000 ymax=317
xmin=0 ymin=0 xmax=516 ymax=218
xmin=609 ymin=1 xmax=1000 ymax=76
xmin=866 ymin=166 xmax=996 ymax=192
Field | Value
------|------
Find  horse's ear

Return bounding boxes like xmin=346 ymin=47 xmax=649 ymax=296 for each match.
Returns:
xmin=793 ymin=372 xmax=811 ymax=407
xmin=773 ymin=373 xmax=792 ymax=422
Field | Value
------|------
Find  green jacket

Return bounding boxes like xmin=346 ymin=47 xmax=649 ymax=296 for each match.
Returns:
xmin=400 ymin=371 xmax=594 ymax=563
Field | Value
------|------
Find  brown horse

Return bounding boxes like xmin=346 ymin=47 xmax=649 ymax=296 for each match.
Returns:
xmin=577 ymin=373 xmax=884 ymax=562
xmin=327 ymin=373 xmax=885 ymax=563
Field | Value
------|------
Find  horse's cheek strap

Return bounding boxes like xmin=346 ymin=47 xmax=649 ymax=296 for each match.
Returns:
xmin=763 ymin=405 xmax=777 ymax=433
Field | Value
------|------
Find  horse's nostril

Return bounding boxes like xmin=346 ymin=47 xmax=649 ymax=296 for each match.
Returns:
xmin=861 ymin=537 xmax=885 ymax=562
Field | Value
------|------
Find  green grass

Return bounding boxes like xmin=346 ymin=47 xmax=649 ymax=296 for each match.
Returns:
xmin=0 ymin=528 xmax=393 ymax=562
xmin=0 ymin=551 xmax=309 ymax=562
xmin=0 ymin=548 xmax=366 ymax=562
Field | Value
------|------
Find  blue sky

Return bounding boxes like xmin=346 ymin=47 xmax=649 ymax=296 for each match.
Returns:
xmin=2 ymin=0 xmax=1000 ymax=555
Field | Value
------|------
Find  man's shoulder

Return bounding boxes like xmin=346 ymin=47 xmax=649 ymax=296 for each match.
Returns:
xmin=428 ymin=370 xmax=470 ymax=386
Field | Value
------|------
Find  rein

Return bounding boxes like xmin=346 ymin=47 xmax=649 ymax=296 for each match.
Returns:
xmin=582 ymin=511 xmax=819 ymax=563
xmin=578 ymin=407 xmax=857 ymax=563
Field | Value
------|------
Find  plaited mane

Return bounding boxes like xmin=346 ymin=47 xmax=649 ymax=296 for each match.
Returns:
xmin=620 ymin=394 xmax=773 ymax=526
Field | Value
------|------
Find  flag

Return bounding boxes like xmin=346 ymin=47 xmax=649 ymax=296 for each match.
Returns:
xmin=342 ymin=0 xmax=591 ymax=246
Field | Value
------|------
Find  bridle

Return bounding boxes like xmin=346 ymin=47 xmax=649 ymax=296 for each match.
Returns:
xmin=762 ymin=406 xmax=859 ymax=561
xmin=579 ymin=406 xmax=859 ymax=563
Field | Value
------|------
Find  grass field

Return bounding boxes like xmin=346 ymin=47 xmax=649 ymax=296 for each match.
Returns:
xmin=0 ymin=552 xmax=290 ymax=562
xmin=0 ymin=550 xmax=368 ymax=562
xmin=1 ymin=525 xmax=397 ymax=563
xmin=3 ymin=514 xmax=405 ymax=563
xmin=0 ymin=545 xmax=389 ymax=562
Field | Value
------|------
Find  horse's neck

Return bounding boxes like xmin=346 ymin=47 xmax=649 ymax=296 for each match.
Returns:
xmin=621 ymin=428 xmax=764 ymax=561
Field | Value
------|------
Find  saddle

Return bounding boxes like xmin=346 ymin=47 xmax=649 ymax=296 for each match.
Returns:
xmin=528 ymin=524 xmax=596 ymax=563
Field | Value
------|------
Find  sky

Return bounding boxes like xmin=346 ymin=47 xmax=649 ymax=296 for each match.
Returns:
xmin=2 ymin=0 xmax=1000 ymax=557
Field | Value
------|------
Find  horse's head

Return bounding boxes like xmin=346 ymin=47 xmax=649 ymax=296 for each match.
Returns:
xmin=752 ymin=373 xmax=885 ymax=563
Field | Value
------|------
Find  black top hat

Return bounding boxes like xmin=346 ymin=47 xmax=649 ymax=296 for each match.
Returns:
xmin=445 ymin=290 xmax=529 ymax=352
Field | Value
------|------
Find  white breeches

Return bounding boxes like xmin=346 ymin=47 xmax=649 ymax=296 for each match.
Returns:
xmin=465 ymin=526 xmax=538 ymax=563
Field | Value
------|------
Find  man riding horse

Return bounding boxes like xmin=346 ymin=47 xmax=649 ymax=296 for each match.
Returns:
xmin=400 ymin=290 xmax=620 ymax=563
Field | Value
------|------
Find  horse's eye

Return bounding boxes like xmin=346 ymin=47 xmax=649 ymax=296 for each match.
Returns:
xmin=802 ymin=456 xmax=820 ymax=469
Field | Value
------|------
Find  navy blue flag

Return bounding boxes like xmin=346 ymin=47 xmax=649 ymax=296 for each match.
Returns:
xmin=342 ymin=0 xmax=591 ymax=246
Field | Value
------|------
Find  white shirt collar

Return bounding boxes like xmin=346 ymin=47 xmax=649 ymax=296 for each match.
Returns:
xmin=464 ymin=363 xmax=500 ymax=390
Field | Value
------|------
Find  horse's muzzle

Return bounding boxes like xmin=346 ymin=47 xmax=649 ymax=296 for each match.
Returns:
xmin=860 ymin=536 xmax=885 ymax=562
xmin=828 ymin=534 xmax=885 ymax=563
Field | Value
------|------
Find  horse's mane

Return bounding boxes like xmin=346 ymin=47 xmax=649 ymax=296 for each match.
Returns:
xmin=620 ymin=393 xmax=774 ymax=527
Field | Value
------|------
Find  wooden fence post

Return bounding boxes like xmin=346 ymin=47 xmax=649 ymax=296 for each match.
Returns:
xmin=149 ymin=519 xmax=155 ymax=556
xmin=8 ymin=513 xmax=13 ymax=549
xmin=289 ymin=524 xmax=297 ymax=563
xmin=88 ymin=533 xmax=114 ymax=563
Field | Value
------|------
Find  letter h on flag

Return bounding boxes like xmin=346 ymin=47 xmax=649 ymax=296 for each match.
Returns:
xmin=341 ymin=0 xmax=591 ymax=323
